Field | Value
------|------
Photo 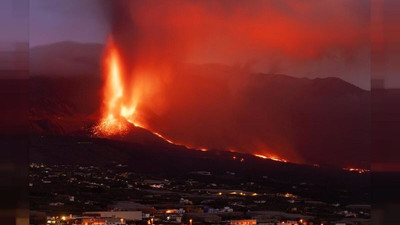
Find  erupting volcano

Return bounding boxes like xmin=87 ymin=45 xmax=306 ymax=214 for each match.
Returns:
xmin=83 ymin=0 xmax=371 ymax=168
xmin=94 ymin=39 xmax=139 ymax=136
xmin=93 ymin=38 xmax=296 ymax=164
xmin=93 ymin=38 xmax=198 ymax=150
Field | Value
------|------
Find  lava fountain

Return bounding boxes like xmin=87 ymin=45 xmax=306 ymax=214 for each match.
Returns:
xmin=93 ymin=38 xmax=136 ymax=136
xmin=93 ymin=38 xmax=191 ymax=148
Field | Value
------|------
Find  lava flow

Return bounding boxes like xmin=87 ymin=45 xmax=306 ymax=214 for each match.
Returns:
xmin=342 ymin=167 xmax=370 ymax=174
xmin=254 ymin=154 xmax=288 ymax=163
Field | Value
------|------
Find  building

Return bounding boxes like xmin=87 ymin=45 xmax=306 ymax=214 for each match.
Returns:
xmin=247 ymin=211 xmax=313 ymax=222
xmin=230 ymin=219 xmax=257 ymax=225
xmin=83 ymin=211 xmax=142 ymax=221
xmin=184 ymin=213 xmax=222 ymax=224
xmin=81 ymin=217 xmax=107 ymax=225
xmin=279 ymin=221 xmax=298 ymax=225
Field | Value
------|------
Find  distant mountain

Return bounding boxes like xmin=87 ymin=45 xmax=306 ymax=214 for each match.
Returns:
xmin=372 ymin=89 xmax=400 ymax=172
xmin=242 ymin=73 xmax=370 ymax=168
xmin=30 ymin=42 xmax=103 ymax=77
xmin=29 ymin=75 xmax=101 ymax=135
xmin=145 ymin=64 xmax=370 ymax=168
xmin=29 ymin=42 xmax=103 ymax=134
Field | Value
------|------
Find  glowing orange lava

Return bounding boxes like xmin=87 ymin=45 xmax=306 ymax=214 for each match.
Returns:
xmin=93 ymin=38 xmax=166 ymax=139
xmin=254 ymin=154 xmax=288 ymax=163
xmin=93 ymin=39 xmax=137 ymax=136
xmin=342 ymin=167 xmax=370 ymax=174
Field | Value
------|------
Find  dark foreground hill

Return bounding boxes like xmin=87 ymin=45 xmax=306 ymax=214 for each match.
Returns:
xmin=30 ymin=134 xmax=369 ymax=187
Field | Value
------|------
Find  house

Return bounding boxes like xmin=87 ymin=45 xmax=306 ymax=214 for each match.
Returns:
xmin=83 ymin=211 xmax=142 ymax=221
xmin=230 ymin=219 xmax=257 ymax=225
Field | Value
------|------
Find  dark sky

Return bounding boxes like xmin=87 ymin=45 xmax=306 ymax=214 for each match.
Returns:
xmin=0 ymin=0 xmax=28 ymax=46
xmin=29 ymin=0 xmax=109 ymax=47
xmin=28 ymin=0 xmax=377 ymax=90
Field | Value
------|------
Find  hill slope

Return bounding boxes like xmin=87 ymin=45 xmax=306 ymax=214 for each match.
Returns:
xmin=29 ymin=42 xmax=370 ymax=168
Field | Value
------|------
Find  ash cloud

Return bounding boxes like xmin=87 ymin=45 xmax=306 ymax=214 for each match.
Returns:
xmin=106 ymin=0 xmax=370 ymax=166
xmin=109 ymin=0 xmax=370 ymax=87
